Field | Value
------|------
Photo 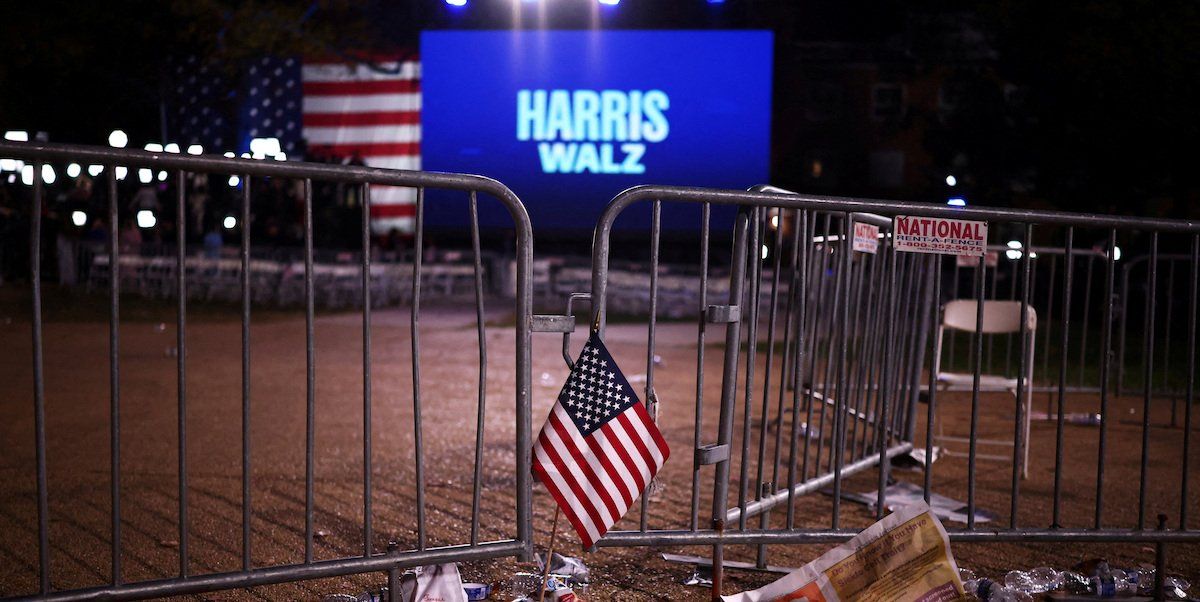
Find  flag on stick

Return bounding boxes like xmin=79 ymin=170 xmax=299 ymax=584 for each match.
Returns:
xmin=532 ymin=333 xmax=669 ymax=548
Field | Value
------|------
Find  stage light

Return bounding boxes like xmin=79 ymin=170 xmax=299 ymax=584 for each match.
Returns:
xmin=67 ymin=163 xmax=81 ymax=178
xmin=136 ymin=210 xmax=156 ymax=229
xmin=157 ymin=170 xmax=167 ymax=181
xmin=947 ymin=197 xmax=966 ymax=207
xmin=138 ymin=168 xmax=152 ymax=184
xmin=187 ymin=144 xmax=203 ymax=155
xmin=144 ymin=143 xmax=163 ymax=153
xmin=708 ymin=0 xmax=725 ymax=3
xmin=115 ymin=166 xmax=128 ymax=181
xmin=164 ymin=143 xmax=180 ymax=153
xmin=761 ymin=244 xmax=769 ymax=260
xmin=229 ymin=175 xmax=240 ymax=187
xmin=1112 ymin=246 xmax=1122 ymax=261
xmin=275 ymin=152 xmax=287 ymax=161
xmin=223 ymin=216 xmax=237 ymax=230
xmin=249 ymin=137 xmax=282 ymax=159
xmin=21 ymin=165 xmax=34 ymax=185
xmin=1007 ymin=240 xmax=1022 ymax=249
xmin=0 ymin=158 xmax=20 ymax=171
xmin=224 ymin=152 xmax=236 ymax=158
xmin=945 ymin=175 xmax=957 ymax=187
xmin=446 ymin=0 xmax=466 ymax=6
xmin=88 ymin=165 xmax=104 ymax=176
xmin=71 ymin=211 xmax=87 ymax=227
xmin=4 ymin=131 xmax=28 ymax=142
xmin=109 ymin=130 xmax=128 ymax=148
xmin=41 ymin=164 xmax=56 ymax=184
xmin=1006 ymin=249 xmax=1022 ymax=260
xmin=598 ymin=0 xmax=619 ymax=5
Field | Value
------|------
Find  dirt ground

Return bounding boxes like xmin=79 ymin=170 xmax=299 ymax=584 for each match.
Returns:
xmin=1 ymin=289 xmax=1197 ymax=600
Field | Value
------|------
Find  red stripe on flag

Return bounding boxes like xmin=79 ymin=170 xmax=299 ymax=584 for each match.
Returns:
xmin=538 ymin=431 xmax=607 ymax=535
xmin=303 ymin=111 xmax=421 ymax=127
xmin=370 ymin=203 xmax=416 ymax=218
xmin=531 ymin=455 xmax=597 ymax=548
xmin=550 ymin=412 xmax=622 ymax=522
xmin=581 ymin=427 xmax=636 ymax=508
xmin=631 ymin=401 xmax=670 ymax=461
xmin=600 ymin=422 xmax=648 ymax=492
xmin=309 ymin=142 xmax=419 ymax=156
xmin=617 ymin=411 xmax=657 ymax=478
xmin=303 ymin=79 xmax=419 ymax=96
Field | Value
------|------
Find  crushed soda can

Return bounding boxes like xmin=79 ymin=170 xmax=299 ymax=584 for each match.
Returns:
xmin=682 ymin=565 xmax=713 ymax=588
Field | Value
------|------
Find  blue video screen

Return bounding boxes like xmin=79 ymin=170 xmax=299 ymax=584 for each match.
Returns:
xmin=420 ymin=30 xmax=773 ymax=229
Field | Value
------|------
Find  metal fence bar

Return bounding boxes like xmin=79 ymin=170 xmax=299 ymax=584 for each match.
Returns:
xmin=108 ymin=167 xmax=122 ymax=585
xmin=1183 ymin=235 xmax=1198 ymax=530
xmin=736 ymin=208 xmax=762 ymax=531
xmin=303 ymin=177 xmax=316 ymax=564
xmin=411 ymin=188 xmax=427 ymax=551
xmin=785 ymin=209 xmax=810 ymax=529
xmin=1054 ymin=229 xmax=1074 ymax=527
xmin=642 ymin=199 xmax=662 ymax=532
xmin=1138 ymin=233 xmax=1158 ymax=529
xmin=241 ymin=174 xmax=252 ymax=571
xmin=468 ymin=191 xmax=488 ymax=547
xmin=30 ymin=164 xmax=50 ymax=594
xmin=361 ymin=183 xmax=374 ymax=557
xmin=1095 ymin=230 xmax=1116 ymax=529
xmin=831 ymin=215 xmax=853 ymax=528
xmin=689 ymin=203 xmax=710 ymax=532
xmin=876 ymin=236 xmax=899 ymax=520
xmin=967 ymin=253 xmax=987 ymax=530
xmin=924 ymin=256 xmax=941 ymax=502
xmin=176 ymin=172 xmax=190 ymax=577
xmin=1011 ymin=223 xmax=1033 ymax=525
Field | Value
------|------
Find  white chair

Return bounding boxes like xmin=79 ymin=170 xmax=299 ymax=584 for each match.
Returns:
xmin=932 ymin=300 xmax=1036 ymax=478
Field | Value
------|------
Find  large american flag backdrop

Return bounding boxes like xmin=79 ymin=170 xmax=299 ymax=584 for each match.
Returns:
xmin=170 ymin=55 xmax=421 ymax=234
xmin=301 ymin=58 xmax=421 ymax=234
xmin=532 ymin=333 xmax=669 ymax=548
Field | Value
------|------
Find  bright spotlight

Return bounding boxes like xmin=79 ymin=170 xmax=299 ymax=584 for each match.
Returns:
xmin=88 ymin=165 xmax=103 ymax=176
xmin=4 ymin=131 xmax=29 ymax=142
xmin=947 ymin=197 xmax=966 ymax=207
xmin=223 ymin=152 xmax=236 ymax=158
xmin=67 ymin=163 xmax=81 ymax=178
xmin=0 ymin=158 xmax=20 ymax=171
xmin=21 ymin=165 xmax=34 ymax=185
xmin=144 ymin=143 xmax=163 ymax=153
xmin=1005 ymin=249 xmax=1022 ymax=260
xmin=41 ymin=164 xmax=56 ymax=184
xmin=138 ymin=168 xmax=152 ymax=184
xmin=761 ymin=244 xmax=769 ymax=260
xmin=945 ymin=175 xmax=957 ymax=187
xmin=164 ymin=143 xmax=180 ymax=153
xmin=157 ymin=170 xmax=167 ymax=182
xmin=1006 ymin=240 xmax=1022 ymax=249
xmin=187 ymin=144 xmax=203 ymax=155
xmin=223 ymin=216 xmax=237 ymax=230
xmin=598 ymin=0 xmax=619 ymax=5
xmin=770 ymin=214 xmax=780 ymax=229
xmin=71 ymin=211 xmax=87 ymax=227
xmin=228 ymin=175 xmax=241 ymax=187
xmin=115 ymin=166 xmax=128 ymax=181
xmin=249 ymin=137 xmax=282 ymax=159
xmin=108 ymin=130 xmax=128 ymax=148
xmin=445 ymin=0 xmax=466 ymax=5
xmin=1112 ymin=246 xmax=1122 ymax=261
xmin=136 ymin=210 xmax=157 ymax=229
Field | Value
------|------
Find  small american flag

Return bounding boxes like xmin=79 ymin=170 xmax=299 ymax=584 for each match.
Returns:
xmin=301 ymin=58 xmax=421 ymax=234
xmin=532 ymin=333 xmax=669 ymax=548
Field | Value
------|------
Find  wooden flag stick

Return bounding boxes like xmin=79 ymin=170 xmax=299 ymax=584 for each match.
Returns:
xmin=536 ymin=506 xmax=562 ymax=602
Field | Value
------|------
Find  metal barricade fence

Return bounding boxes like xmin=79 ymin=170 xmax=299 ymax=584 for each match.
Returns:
xmin=0 ymin=141 xmax=534 ymax=600
xmin=582 ymin=185 xmax=1200 ymax=600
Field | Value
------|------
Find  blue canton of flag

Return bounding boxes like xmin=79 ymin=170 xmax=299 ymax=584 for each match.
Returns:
xmin=238 ymin=56 xmax=304 ymax=156
xmin=167 ymin=55 xmax=235 ymax=151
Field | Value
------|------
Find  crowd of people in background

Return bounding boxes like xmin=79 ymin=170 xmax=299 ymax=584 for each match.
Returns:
xmin=0 ymin=152 xmax=410 ymax=286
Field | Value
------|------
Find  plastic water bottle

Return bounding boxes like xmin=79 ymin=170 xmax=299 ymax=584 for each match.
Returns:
xmin=1004 ymin=567 xmax=1061 ymax=594
xmin=1090 ymin=570 xmax=1136 ymax=598
xmin=973 ymin=578 xmax=1033 ymax=602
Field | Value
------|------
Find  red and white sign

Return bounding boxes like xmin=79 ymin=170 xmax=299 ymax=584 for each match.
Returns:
xmin=893 ymin=215 xmax=988 ymax=257
xmin=853 ymin=222 xmax=880 ymax=254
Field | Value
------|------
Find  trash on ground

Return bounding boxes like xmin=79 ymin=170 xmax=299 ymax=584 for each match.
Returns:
xmin=397 ymin=563 xmax=467 ymax=602
xmin=722 ymin=502 xmax=964 ymax=601
xmin=535 ymin=552 xmax=591 ymax=586
xmin=683 ymin=565 xmax=713 ymax=588
xmin=958 ymin=560 xmax=1192 ymax=600
xmin=461 ymin=582 xmax=491 ymax=601
xmin=840 ymin=480 xmax=998 ymax=524
xmin=891 ymin=447 xmax=940 ymax=471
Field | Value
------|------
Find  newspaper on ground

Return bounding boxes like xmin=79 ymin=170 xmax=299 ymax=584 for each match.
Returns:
xmin=840 ymin=481 xmax=997 ymax=524
xmin=722 ymin=502 xmax=966 ymax=602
